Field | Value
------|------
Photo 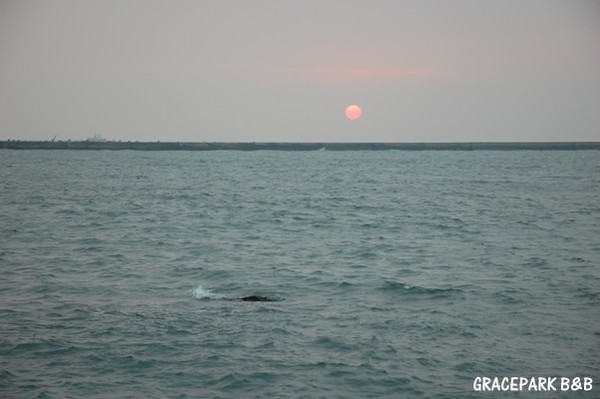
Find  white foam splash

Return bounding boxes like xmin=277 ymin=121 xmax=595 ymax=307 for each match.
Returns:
xmin=191 ymin=285 xmax=225 ymax=300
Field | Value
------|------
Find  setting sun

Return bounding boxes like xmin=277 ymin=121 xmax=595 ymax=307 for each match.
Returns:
xmin=345 ymin=104 xmax=362 ymax=120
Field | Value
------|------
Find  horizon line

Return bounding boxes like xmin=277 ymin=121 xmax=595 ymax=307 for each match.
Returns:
xmin=2 ymin=139 xmax=599 ymax=144
xmin=2 ymin=140 xmax=599 ymax=152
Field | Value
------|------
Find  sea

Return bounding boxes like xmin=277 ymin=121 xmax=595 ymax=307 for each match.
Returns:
xmin=0 ymin=149 xmax=598 ymax=398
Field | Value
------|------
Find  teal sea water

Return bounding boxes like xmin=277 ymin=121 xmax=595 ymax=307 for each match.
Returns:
xmin=1 ymin=149 xmax=598 ymax=398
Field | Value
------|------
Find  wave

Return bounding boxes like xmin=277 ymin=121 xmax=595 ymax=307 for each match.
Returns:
xmin=379 ymin=280 xmax=463 ymax=298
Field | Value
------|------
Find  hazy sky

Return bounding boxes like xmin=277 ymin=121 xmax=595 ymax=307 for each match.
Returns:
xmin=1 ymin=0 xmax=599 ymax=142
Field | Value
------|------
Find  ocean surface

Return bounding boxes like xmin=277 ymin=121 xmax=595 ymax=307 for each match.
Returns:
xmin=1 ymin=149 xmax=598 ymax=398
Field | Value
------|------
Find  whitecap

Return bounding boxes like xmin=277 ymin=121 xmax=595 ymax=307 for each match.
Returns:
xmin=191 ymin=285 xmax=225 ymax=300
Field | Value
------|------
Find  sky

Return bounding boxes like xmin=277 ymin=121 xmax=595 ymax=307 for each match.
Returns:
xmin=1 ymin=0 xmax=599 ymax=143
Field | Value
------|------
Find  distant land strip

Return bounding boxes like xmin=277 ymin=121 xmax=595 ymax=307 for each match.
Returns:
xmin=1 ymin=141 xmax=599 ymax=151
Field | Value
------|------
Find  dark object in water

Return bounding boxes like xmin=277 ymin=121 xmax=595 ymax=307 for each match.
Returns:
xmin=239 ymin=295 xmax=276 ymax=302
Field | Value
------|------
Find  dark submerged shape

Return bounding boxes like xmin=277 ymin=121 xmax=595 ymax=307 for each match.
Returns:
xmin=239 ymin=296 xmax=277 ymax=302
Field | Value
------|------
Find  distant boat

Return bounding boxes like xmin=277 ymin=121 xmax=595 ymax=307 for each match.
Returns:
xmin=87 ymin=134 xmax=106 ymax=142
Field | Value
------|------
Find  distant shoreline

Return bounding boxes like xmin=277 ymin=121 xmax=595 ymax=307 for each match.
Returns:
xmin=1 ymin=140 xmax=599 ymax=151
